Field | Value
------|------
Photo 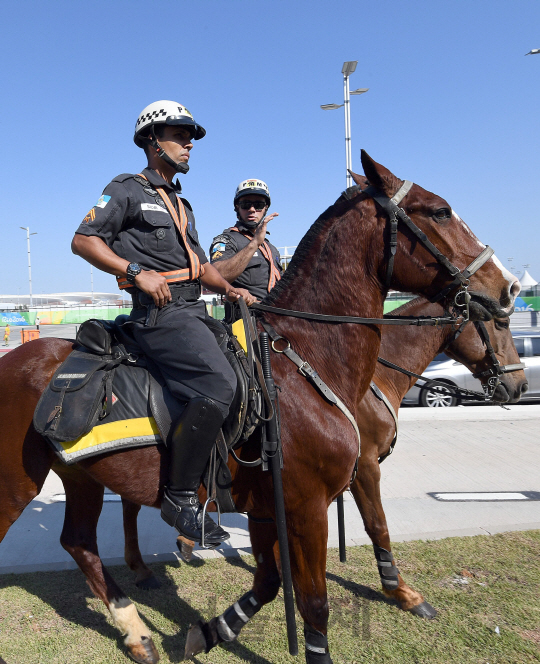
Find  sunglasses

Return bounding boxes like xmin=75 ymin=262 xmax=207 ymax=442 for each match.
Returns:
xmin=238 ymin=200 xmax=267 ymax=211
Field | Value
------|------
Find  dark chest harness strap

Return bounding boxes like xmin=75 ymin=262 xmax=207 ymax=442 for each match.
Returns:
xmin=259 ymin=319 xmax=361 ymax=458
xmin=369 ymin=381 xmax=399 ymax=464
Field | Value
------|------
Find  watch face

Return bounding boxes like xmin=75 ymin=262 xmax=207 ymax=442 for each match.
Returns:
xmin=128 ymin=263 xmax=141 ymax=274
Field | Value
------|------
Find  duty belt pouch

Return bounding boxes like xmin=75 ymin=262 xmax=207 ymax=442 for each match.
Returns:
xmin=33 ymin=350 xmax=116 ymax=443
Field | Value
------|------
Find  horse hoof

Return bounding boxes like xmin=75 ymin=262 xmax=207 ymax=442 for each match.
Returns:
xmin=136 ymin=574 xmax=161 ymax=590
xmin=409 ymin=601 xmax=437 ymax=619
xmin=127 ymin=635 xmax=159 ymax=663
xmin=184 ymin=621 xmax=208 ymax=659
xmin=177 ymin=536 xmax=195 ymax=563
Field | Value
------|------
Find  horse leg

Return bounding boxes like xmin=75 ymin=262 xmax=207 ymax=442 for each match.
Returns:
xmin=56 ymin=467 xmax=160 ymax=663
xmin=187 ymin=499 xmax=336 ymax=664
xmin=286 ymin=500 xmax=334 ymax=664
xmin=0 ymin=429 xmax=53 ymax=543
xmin=184 ymin=517 xmax=282 ymax=658
xmin=350 ymin=454 xmax=436 ymax=618
xmin=121 ymin=498 xmax=161 ymax=590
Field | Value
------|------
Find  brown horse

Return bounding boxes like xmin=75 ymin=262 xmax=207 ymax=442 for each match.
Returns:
xmin=111 ymin=296 xmax=527 ymax=611
xmin=349 ymin=297 xmax=526 ymax=617
xmin=0 ymin=152 xmax=520 ymax=663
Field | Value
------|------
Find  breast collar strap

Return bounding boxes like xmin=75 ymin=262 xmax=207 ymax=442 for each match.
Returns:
xmin=259 ymin=319 xmax=361 ymax=461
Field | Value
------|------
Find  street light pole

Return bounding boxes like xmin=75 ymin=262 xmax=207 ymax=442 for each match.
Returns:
xmin=343 ymin=67 xmax=353 ymax=186
xmin=321 ymin=61 xmax=368 ymax=189
xmin=19 ymin=226 xmax=37 ymax=308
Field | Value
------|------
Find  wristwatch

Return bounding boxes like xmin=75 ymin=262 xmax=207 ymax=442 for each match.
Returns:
xmin=125 ymin=262 xmax=142 ymax=285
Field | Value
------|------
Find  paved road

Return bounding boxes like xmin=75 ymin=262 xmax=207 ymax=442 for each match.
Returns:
xmin=1 ymin=404 xmax=538 ymax=574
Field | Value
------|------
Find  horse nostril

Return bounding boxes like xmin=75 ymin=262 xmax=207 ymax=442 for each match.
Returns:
xmin=510 ymin=280 xmax=521 ymax=298
xmin=521 ymin=382 xmax=529 ymax=394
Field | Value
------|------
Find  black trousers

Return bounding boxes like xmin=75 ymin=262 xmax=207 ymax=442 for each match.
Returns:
xmin=130 ymin=295 xmax=236 ymax=419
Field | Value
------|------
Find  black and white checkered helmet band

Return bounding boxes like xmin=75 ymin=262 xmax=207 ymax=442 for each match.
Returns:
xmin=136 ymin=109 xmax=168 ymax=126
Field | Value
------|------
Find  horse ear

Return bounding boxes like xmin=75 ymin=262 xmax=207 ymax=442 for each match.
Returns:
xmin=360 ymin=150 xmax=401 ymax=196
xmin=348 ymin=170 xmax=368 ymax=187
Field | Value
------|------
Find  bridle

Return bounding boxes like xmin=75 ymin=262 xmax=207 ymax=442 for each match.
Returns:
xmin=253 ymin=179 xmax=496 ymax=327
xmin=471 ymin=320 xmax=525 ymax=398
xmin=342 ymin=179 xmax=495 ymax=318
xmin=377 ymin=317 xmax=525 ymax=403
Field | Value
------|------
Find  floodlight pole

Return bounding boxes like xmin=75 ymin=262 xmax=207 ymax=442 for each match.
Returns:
xmin=20 ymin=226 xmax=37 ymax=308
xmin=343 ymin=71 xmax=353 ymax=188
xmin=321 ymin=61 xmax=368 ymax=189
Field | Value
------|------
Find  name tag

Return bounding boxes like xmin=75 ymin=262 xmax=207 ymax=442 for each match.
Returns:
xmin=141 ymin=203 xmax=167 ymax=213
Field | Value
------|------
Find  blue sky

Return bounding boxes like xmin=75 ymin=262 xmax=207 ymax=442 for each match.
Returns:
xmin=1 ymin=0 xmax=539 ymax=296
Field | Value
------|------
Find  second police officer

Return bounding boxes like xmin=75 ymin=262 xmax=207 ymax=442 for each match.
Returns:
xmin=72 ymin=100 xmax=256 ymax=547
xmin=210 ymin=179 xmax=282 ymax=320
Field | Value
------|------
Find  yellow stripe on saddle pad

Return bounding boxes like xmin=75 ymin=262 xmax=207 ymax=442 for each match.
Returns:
xmin=231 ymin=318 xmax=248 ymax=353
xmin=60 ymin=417 xmax=161 ymax=456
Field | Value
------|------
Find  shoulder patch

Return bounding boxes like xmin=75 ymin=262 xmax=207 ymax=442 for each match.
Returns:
xmin=112 ymin=173 xmax=135 ymax=183
xmin=212 ymin=251 xmax=223 ymax=259
xmin=95 ymin=194 xmax=111 ymax=208
xmin=211 ymin=243 xmax=227 ymax=256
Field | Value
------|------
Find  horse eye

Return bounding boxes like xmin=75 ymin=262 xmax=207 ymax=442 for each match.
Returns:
xmin=433 ymin=208 xmax=451 ymax=221
xmin=495 ymin=319 xmax=509 ymax=330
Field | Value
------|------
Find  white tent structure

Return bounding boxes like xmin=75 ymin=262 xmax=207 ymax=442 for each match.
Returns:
xmin=519 ymin=270 xmax=538 ymax=291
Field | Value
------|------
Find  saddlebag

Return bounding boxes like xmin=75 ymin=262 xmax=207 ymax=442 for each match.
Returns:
xmin=33 ymin=320 xmax=122 ymax=443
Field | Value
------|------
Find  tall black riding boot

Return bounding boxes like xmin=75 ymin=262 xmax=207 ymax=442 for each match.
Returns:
xmin=161 ymin=397 xmax=230 ymax=546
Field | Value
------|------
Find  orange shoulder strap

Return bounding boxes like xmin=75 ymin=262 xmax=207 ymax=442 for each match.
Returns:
xmin=137 ymin=174 xmax=202 ymax=281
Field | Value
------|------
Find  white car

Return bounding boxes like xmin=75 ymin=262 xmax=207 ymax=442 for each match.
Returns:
xmin=402 ymin=331 xmax=540 ymax=407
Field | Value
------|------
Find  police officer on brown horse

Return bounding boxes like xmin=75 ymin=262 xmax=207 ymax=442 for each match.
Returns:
xmin=72 ymin=100 xmax=255 ymax=547
xmin=210 ymin=179 xmax=282 ymax=320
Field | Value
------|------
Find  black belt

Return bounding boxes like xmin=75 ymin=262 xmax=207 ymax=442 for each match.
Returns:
xmin=131 ymin=281 xmax=201 ymax=309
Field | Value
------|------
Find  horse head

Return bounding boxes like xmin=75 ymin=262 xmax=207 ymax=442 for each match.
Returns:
xmin=353 ymin=152 xmax=520 ymax=320
xmin=445 ymin=318 xmax=528 ymax=403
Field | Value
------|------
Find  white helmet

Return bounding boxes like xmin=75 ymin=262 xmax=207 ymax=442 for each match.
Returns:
xmin=234 ymin=179 xmax=271 ymax=207
xmin=134 ymin=100 xmax=206 ymax=147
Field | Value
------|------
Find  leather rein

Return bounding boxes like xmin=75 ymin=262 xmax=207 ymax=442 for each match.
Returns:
xmin=376 ymin=319 xmax=525 ymax=403
xmin=252 ymin=179 xmax=495 ymax=327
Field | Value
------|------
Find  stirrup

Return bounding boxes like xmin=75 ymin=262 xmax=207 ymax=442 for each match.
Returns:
xmin=201 ymin=496 xmax=222 ymax=549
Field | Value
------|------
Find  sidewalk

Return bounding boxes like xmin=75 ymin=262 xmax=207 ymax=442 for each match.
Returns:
xmin=1 ymin=404 xmax=538 ymax=574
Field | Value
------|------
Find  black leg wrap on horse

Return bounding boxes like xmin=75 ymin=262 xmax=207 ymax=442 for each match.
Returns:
xmin=217 ymin=591 xmax=262 ymax=642
xmin=373 ymin=545 xmax=400 ymax=590
xmin=304 ymin=624 xmax=333 ymax=663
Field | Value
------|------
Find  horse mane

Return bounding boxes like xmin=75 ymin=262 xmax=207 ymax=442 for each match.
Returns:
xmin=263 ymin=193 xmax=360 ymax=306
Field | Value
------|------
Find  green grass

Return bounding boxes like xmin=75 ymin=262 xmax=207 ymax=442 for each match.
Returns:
xmin=0 ymin=531 xmax=539 ymax=663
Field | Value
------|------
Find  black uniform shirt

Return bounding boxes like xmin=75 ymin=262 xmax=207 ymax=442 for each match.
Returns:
xmin=75 ymin=167 xmax=208 ymax=274
xmin=209 ymin=226 xmax=282 ymax=300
